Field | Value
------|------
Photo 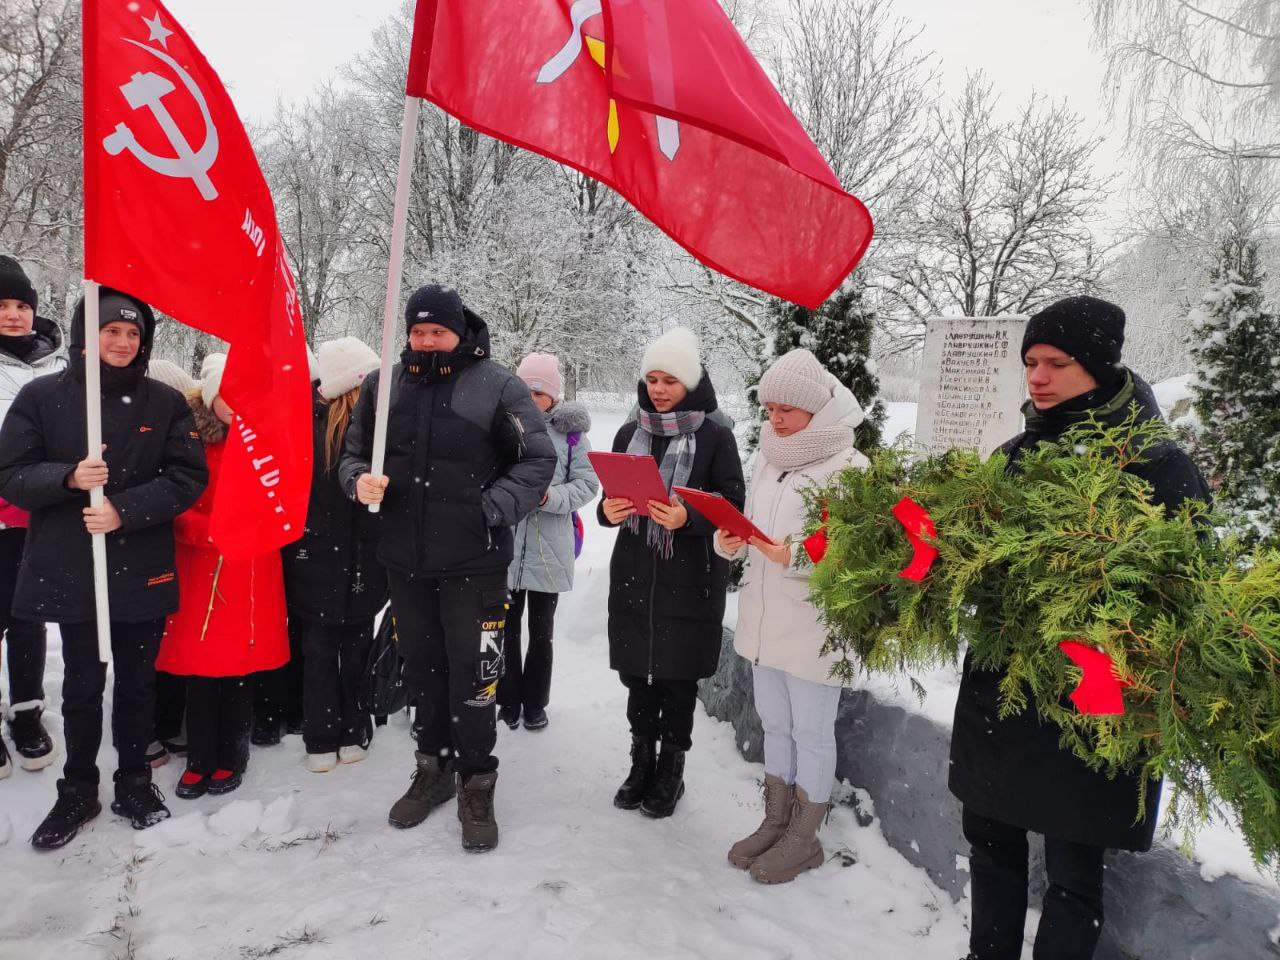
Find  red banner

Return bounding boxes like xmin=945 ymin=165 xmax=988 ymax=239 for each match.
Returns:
xmin=407 ymin=0 xmax=873 ymax=308
xmin=83 ymin=0 xmax=310 ymax=559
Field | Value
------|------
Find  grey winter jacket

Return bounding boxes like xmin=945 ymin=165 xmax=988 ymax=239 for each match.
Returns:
xmin=508 ymin=401 xmax=599 ymax=594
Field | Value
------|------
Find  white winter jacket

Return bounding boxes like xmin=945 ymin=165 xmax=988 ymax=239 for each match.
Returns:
xmin=0 ymin=315 xmax=66 ymax=425
xmin=719 ymin=388 xmax=869 ymax=686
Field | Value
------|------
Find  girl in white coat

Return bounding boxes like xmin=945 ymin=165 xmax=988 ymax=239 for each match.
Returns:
xmin=714 ymin=348 xmax=868 ymax=884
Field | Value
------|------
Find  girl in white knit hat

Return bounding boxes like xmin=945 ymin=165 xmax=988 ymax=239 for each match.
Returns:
xmin=282 ymin=337 xmax=389 ymax=772
xmin=715 ymin=348 xmax=869 ymax=884
xmin=599 ymin=327 xmax=745 ymax=819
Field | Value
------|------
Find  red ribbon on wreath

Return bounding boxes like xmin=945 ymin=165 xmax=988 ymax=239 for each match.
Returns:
xmin=803 ymin=505 xmax=829 ymax=564
xmin=1058 ymin=641 xmax=1130 ymax=716
xmin=891 ymin=497 xmax=938 ymax=582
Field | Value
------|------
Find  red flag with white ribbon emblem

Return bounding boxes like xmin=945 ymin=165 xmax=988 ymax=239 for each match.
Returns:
xmin=405 ymin=0 xmax=873 ymax=307
xmin=83 ymin=0 xmax=310 ymax=559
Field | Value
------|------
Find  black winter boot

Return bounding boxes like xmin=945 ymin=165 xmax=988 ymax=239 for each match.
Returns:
xmin=31 ymin=779 xmax=101 ymax=849
xmin=640 ymin=743 xmax=686 ymax=818
xmin=613 ymin=736 xmax=656 ymax=810
xmin=111 ymin=768 xmax=171 ymax=829
xmin=457 ymin=770 xmax=499 ymax=852
xmin=8 ymin=704 xmax=57 ymax=771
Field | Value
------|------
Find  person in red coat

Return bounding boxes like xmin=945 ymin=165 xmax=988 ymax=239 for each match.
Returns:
xmin=156 ymin=353 xmax=289 ymax=798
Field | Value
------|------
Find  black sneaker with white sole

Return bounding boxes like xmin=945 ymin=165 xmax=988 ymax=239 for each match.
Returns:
xmin=7 ymin=706 xmax=57 ymax=771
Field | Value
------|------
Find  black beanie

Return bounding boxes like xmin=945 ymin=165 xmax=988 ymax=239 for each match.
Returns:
xmin=404 ymin=284 xmax=468 ymax=340
xmin=98 ymin=292 xmax=148 ymax=338
xmin=1021 ymin=296 xmax=1126 ymax=388
xmin=0 ymin=255 xmax=37 ymax=313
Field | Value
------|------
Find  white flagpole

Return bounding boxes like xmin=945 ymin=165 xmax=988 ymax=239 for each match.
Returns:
xmin=83 ymin=279 xmax=113 ymax=663
xmin=368 ymin=94 xmax=421 ymax=515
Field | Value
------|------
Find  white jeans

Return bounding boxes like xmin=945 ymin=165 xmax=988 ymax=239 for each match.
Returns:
xmin=752 ymin=664 xmax=842 ymax=803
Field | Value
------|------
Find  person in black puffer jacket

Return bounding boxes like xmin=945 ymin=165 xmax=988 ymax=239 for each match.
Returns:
xmin=285 ymin=337 xmax=388 ymax=773
xmin=340 ymin=284 xmax=555 ymax=852
xmin=0 ymin=288 xmax=207 ymax=848
xmin=599 ymin=327 xmax=745 ymax=820
xmin=949 ymin=296 xmax=1212 ymax=960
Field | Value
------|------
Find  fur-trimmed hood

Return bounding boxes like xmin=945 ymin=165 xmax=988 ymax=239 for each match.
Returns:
xmin=548 ymin=400 xmax=591 ymax=436
xmin=187 ymin=391 xmax=229 ymax=445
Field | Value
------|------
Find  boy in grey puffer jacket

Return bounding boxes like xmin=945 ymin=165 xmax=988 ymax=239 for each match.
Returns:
xmin=498 ymin=354 xmax=598 ymax=731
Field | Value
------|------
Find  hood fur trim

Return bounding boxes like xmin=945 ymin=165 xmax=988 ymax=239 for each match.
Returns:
xmin=188 ymin=391 xmax=229 ymax=445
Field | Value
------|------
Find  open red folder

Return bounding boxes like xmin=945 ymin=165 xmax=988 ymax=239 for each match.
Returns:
xmin=674 ymin=486 xmax=777 ymax=546
xmin=587 ymin=451 xmax=670 ymax=518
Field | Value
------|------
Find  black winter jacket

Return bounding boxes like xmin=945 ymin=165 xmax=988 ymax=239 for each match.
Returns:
xmin=599 ymin=375 xmax=746 ymax=681
xmin=949 ymin=371 xmax=1212 ymax=851
xmin=338 ymin=315 xmax=556 ymax=580
xmin=283 ymin=390 xmax=388 ymax=624
xmin=0 ymin=291 xmax=208 ymax=623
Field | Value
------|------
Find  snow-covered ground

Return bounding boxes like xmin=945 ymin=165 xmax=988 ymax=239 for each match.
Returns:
xmin=0 ymin=406 xmax=971 ymax=960
xmin=0 ymin=389 xmax=1270 ymax=960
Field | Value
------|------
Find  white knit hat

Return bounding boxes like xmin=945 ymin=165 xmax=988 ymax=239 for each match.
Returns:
xmin=318 ymin=336 xmax=380 ymax=401
xmin=148 ymin=358 xmax=196 ymax=395
xmin=200 ymin=352 xmax=228 ymax=409
xmin=640 ymin=327 xmax=702 ymax=390
xmin=758 ymin=348 xmax=834 ymax=414
xmin=305 ymin=344 xmax=320 ymax=382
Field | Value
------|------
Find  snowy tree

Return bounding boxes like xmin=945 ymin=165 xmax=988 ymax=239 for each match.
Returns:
xmin=1091 ymin=0 xmax=1280 ymax=164
xmin=1184 ymin=236 xmax=1280 ymax=544
xmin=0 ymin=0 xmax=80 ymax=316
xmin=747 ymin=282 xmax=887 ymax=452
xmin=884 ymin=75 xmax=1112 ymax=344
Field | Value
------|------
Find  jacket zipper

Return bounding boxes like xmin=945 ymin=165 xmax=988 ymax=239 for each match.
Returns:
xmin=754 ymin=468 xmax=793 ymax=666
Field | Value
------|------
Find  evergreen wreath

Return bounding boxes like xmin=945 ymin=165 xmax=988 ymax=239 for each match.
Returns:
xmin=806 ymin=412 xmax=1280 ymax=867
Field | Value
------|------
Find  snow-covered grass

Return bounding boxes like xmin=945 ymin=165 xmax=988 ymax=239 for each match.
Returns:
xmin=0 ymin=405 xmax=971 ymax=960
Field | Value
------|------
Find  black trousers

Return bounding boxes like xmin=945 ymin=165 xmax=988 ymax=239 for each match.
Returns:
xmin=619 ymin=673 xmax=699 ymax=752
xmin=59 ymin=619 xmax=165 ymax=785
xmin=0 ymin=528 xmax=46 ymax=706
xmin=496 ymin=589 xmax=558 ymax=712
xmin=153 ymin=670 xmax=187 ymax=743
xmin=185 ymin=676 xmax=252 ymax=775
xmin=301 ymin=619 xmax=375 ymax=754
xmin=389 ymin=571 xmax=508 ymax=778
xmin=963 ymin=807 xmax=1106 ymax=960
xmin=253 ymin=616 xmax=305 ymax=728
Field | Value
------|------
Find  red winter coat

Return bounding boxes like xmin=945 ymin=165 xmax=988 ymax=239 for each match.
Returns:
xmin=156 ymin=410 xmax=289 ymax=678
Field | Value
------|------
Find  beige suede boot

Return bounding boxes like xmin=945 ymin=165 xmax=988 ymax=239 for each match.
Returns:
xmin=747 ymin=785 xmax=828 ymax=884
xmin=727 ymin=773 xmax=793 ymax=869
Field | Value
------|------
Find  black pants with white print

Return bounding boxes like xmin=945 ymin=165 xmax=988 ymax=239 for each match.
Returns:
xmin=301 ymin=619 xmax=375 ymax=754
xmin=388 ymin=571 xmax=508 ymax=778
xmin=496 ymin=589 xmax=558 ymax=713
xmin=59 ymin=618 xmax=165 ymax=785
xmin=0 ymin=528 xmax=47 ymax=707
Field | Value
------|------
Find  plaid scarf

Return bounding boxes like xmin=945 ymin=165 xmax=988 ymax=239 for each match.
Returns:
xmin=625 ymin=409 xmax=705 ymax=557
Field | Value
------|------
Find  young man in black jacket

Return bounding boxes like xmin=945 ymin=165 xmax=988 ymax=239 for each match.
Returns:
xmin=949 ymin=296 xmax=1212 ymax=960
xmin=0 ymin=289 xmax=208 ymax=848
xmin=341 ymin=284 xmax=555 ymax=852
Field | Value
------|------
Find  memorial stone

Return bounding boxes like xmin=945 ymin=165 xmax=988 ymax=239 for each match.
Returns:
xmin=914 ymin=316 xmax=1028 ymax=457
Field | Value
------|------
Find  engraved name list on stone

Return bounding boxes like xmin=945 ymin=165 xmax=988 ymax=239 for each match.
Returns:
xmin=914 ymin=316 xmax=1028 ymax=458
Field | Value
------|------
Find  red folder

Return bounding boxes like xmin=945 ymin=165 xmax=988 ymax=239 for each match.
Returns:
xmin=674 ymin=486 xmax=777 ymax=545
xmin=587 ymin=451 xmax=670 ymax=517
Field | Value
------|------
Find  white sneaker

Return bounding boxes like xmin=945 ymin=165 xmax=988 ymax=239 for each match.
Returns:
xmin=0 ymin=739 xmax=11 ymax=780
xmin=305 ymin=752 xmax=338 ymax=773
xmin=338 ymin=744 xmax=368 ymax=765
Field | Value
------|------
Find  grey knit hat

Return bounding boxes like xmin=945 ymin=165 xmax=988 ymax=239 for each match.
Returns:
xmin=758 ymin=348 xmax=833 ymax=413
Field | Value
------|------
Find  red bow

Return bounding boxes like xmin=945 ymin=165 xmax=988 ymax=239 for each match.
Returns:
xmin=1058 ymin=641 xmax=1130 ymax=715
xmin=891 ymin=497 xmax=938 ymax=582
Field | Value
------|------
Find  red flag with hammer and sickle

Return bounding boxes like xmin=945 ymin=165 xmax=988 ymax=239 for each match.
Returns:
xmin=407 ymin=0 xmax=874 ymax=308
xmin=83 ymin=0 xmax=311 ymax=559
